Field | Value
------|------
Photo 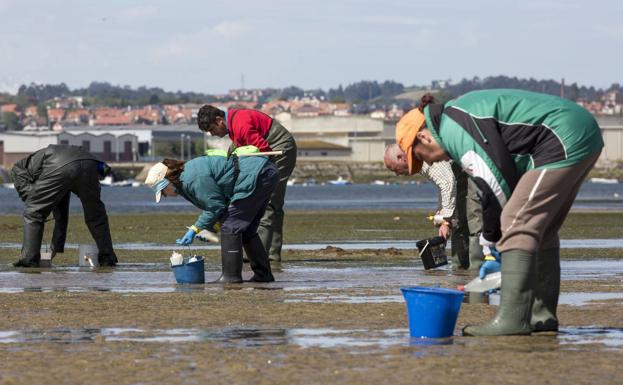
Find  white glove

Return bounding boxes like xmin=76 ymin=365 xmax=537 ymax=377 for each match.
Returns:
xmin=480 ymin=234 xmax=494 ymax=256
xmin=432 ymin=214 xmax=445 ymax=226
xmin=196 ymin=229 xmax=220 ymax=243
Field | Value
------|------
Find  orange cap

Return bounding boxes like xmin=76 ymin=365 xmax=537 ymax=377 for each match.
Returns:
xmin=395 ymin=108 xmax=426 ymax=174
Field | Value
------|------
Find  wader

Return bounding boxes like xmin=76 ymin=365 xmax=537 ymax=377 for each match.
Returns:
xmin=257 ymin=120 xmax=297 ymax=261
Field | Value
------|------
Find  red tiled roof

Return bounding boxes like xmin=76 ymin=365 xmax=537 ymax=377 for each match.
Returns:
xmin=47 ymin=108 xmax=66 ymax=122
xmin=1 ymin=104 xmax=17 ymax=113
xmin=93 ymin=115 xmax=133 ymax=125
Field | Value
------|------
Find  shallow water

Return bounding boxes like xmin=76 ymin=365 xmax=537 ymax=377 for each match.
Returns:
xmin=0 ymin=326 xmax=620 ymax=351
xmin=2 ymin=238 xmax=623 ymax=251
xmin=0 ymin=259 xmax=621 ymax=298
xmin=1 ymin=182 xmax=622 ymax=214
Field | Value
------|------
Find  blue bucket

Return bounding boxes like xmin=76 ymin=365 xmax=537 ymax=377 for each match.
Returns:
xmin=172 ymin=256 xmax=205 ymax=284
xmin=401 ymin=286 xmax=464 ymax=338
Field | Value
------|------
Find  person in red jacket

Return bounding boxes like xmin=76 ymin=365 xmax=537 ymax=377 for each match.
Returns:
xmin=197 ymin=105 xmax=297 ymax=262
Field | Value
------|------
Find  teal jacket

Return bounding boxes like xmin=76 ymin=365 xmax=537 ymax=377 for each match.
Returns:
xmin=176 ymin=154 xmax=268 ymax=231
xmin=424 ymin=89 xmax=603 ymax=242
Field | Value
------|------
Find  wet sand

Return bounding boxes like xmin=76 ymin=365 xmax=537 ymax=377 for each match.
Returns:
xmin=0 ymin=211 xmax=622 ymax=384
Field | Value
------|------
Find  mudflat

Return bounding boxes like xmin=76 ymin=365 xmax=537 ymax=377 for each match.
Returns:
xmin=0 ymin=211 xmax=622 ymax=384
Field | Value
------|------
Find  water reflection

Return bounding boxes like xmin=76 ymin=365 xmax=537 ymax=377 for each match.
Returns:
xmin=1 ymin=326 xmax=620 ymax=351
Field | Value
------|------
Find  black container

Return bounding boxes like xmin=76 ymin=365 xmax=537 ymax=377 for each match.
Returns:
xmin=415 ymin=236 xmax=448 ymax=270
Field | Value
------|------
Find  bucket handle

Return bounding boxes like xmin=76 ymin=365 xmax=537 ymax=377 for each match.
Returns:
xmin=418 ymin=240 xmax=430 ymax=258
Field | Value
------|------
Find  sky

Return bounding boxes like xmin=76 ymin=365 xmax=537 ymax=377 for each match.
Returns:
xmin=0 ymin=0 xmax=621 ymax=94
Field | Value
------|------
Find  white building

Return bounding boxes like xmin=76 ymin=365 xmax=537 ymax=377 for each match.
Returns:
xmin=0 ymin=131 xmax=60 ymax=166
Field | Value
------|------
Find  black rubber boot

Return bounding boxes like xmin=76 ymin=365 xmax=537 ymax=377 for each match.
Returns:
xmin=14 ymin=221 xmax=44 ymax=268
xmin=531 ymin=247 xmax=560 ymax=332
xmin=463 ymin=249 xmax=535 ymax=336
xmin=468 ymin=235 xmax=484 ymax=271
xmin=243 ymin=234 xmax=274 ymax=282
xmin=214 ymin=233 xmax=243 ymax=283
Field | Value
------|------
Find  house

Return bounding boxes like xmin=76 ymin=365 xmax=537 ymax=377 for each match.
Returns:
xmin=370 ymin=110 xmax=386 ymax=120
xmin=63 ymin=124 xmax=209 ymax=161
xmin=228 ymin=88 xmax=266 ymax=102
xmin=24 ymin=106 xmax=38 ymax=117
xmin=91 ymin=108 xmax=133 ymax=126
xmin=163 ymin=104 xmax=195 ymax=124
xmin=58 ymin=131 xmax=140 ymax=162
xmin=276 ymin=113 xmax=393 ymax=162
xmin=292 ymin=104 xmax=322 ymax=117
xmin=47 ymin=108 xmax=66 ymax=123
xmin=53 ymin=96 xmax=83 ymax=109
xmin=63 ymin=109 xmax=91 ymax=125
xmin=296 ymin=140 xmax=351 ymax=160
xmin=0 ymin=131 xmax=60 ymax=166
xmin=260 ymin=100 xmax=291 ymax=116
xmin=129 ymin=106 xmax=162 ymax=125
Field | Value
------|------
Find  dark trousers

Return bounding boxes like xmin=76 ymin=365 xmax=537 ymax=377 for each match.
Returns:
xmin=220 ymin=162 xmax=280 ymax=242
xmin=21 ymin=160 xmax=116 ymax=263
xmin=451 ymin=163 xmax=483 ymax=269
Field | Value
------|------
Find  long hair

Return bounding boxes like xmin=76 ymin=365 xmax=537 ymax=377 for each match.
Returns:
xmin=162 ymin=158 xmax=186 ymax=187
xmin=197 ymin=105 xmax=225 ymax=132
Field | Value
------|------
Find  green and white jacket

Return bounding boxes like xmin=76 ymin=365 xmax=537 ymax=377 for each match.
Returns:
xmin=424 ymin=89 xmax=603 ymax=241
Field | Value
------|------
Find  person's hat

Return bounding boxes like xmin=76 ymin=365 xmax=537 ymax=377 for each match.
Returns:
xmin=144 ymin=162 xmax=170 ymax=203
xmin=395 ymin=109 xmax=426 ymax=174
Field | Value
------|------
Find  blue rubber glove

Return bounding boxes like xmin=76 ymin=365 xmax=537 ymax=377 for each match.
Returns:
xmin=176 ymin=229 xmax=196 ymax=245
xmin=479 ymin=259 xmax=501 ymax=279
xmin=479 ymin=245 xmax=502 ymax=279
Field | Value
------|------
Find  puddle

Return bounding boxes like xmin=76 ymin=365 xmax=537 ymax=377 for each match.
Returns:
xmin=0 ymin=327 xmax=409 ymax=349
xmin=0 ymin=260 xmax=620 ymax=295
xmin=560 ymin=260 xmax=623 ymax=280
xmin=2 ymin=239 xmax=623 ymax=251
xmin=285 ymin=294 xmax=404 ymax=304
xmin=559 ymin=292 xmax=623 ymax=306
xmin=559 ymin=327 xmax=623 ymax=349
xmin=1 ymin=326 xmax=621 ymax=351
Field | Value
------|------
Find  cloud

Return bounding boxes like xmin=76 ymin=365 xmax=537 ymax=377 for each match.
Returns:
xmin=118 ymin=5 xmax=159 ymax=22
xmin=0 ymin=0 xmax=17 ymax=14
xmin=213 ymin=21 xmax=251 ymax=39
xmin=153 ymin=21 xmax=252 ymax=59
xmin=595 ymin=25 xmax=623 ymax=39
xmin=356 ymin=16 xmax=437 ymax=26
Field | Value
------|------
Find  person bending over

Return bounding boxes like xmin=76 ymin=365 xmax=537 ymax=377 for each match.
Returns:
xmin=144 ymin=147 xmax=279 ymax=283
xmin=396 ymin=90 xmax=603 ymax=336
xmin=11 ymin=144 xmax=117 ymax=267
xmin=197 ymin=105 xmax=296 ymax=262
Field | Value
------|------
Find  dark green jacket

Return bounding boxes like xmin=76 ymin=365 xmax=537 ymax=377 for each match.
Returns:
xmin=425 ymin=89 xmax=603 ymax=205
xmin=11 ymin=145 xmax=99 ymax=201
xmin=424 ymin=89 xmax=603 ymax=241
xmin=176 ymin=154 xmax=269 ymax=230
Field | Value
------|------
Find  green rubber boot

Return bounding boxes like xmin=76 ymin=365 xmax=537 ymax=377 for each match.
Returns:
xmin=468 ymin=235 xmax=484 ymax=271
xmin=531 ymin=247 xmax=560 ymax=332
xmin=463 ymin=249 xmax=535 ymax=336
xmin=214 ymin=233 xmax=243 ymax=283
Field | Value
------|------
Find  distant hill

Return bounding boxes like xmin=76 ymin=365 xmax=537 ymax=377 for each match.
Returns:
xmin=2 ymin=76 xmax=620 ymax=109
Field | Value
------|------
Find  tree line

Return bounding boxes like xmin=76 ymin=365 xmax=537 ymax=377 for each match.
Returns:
xmin=2 ymin=76 xmax=621 ymax=110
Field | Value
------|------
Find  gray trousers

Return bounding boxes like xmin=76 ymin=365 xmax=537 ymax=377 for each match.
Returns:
xmin=497 ymin=151 xmax=601 ymax=253
xmin=257 ymin=121 xmax=297 ymax=260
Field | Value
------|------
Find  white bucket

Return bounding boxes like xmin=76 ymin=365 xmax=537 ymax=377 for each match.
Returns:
xmin=78 ymin=244 xmax=99 ymax=267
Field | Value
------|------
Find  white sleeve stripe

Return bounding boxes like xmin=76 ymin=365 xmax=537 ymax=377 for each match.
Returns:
xmin=504 ymin=169 xmax=547 ymax=234
xmin=460 ymin=151 xmax=507 ymax=207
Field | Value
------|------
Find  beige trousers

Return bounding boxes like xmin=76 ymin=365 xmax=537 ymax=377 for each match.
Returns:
xmin=497 ymin=150 xmax=601 ymax=253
